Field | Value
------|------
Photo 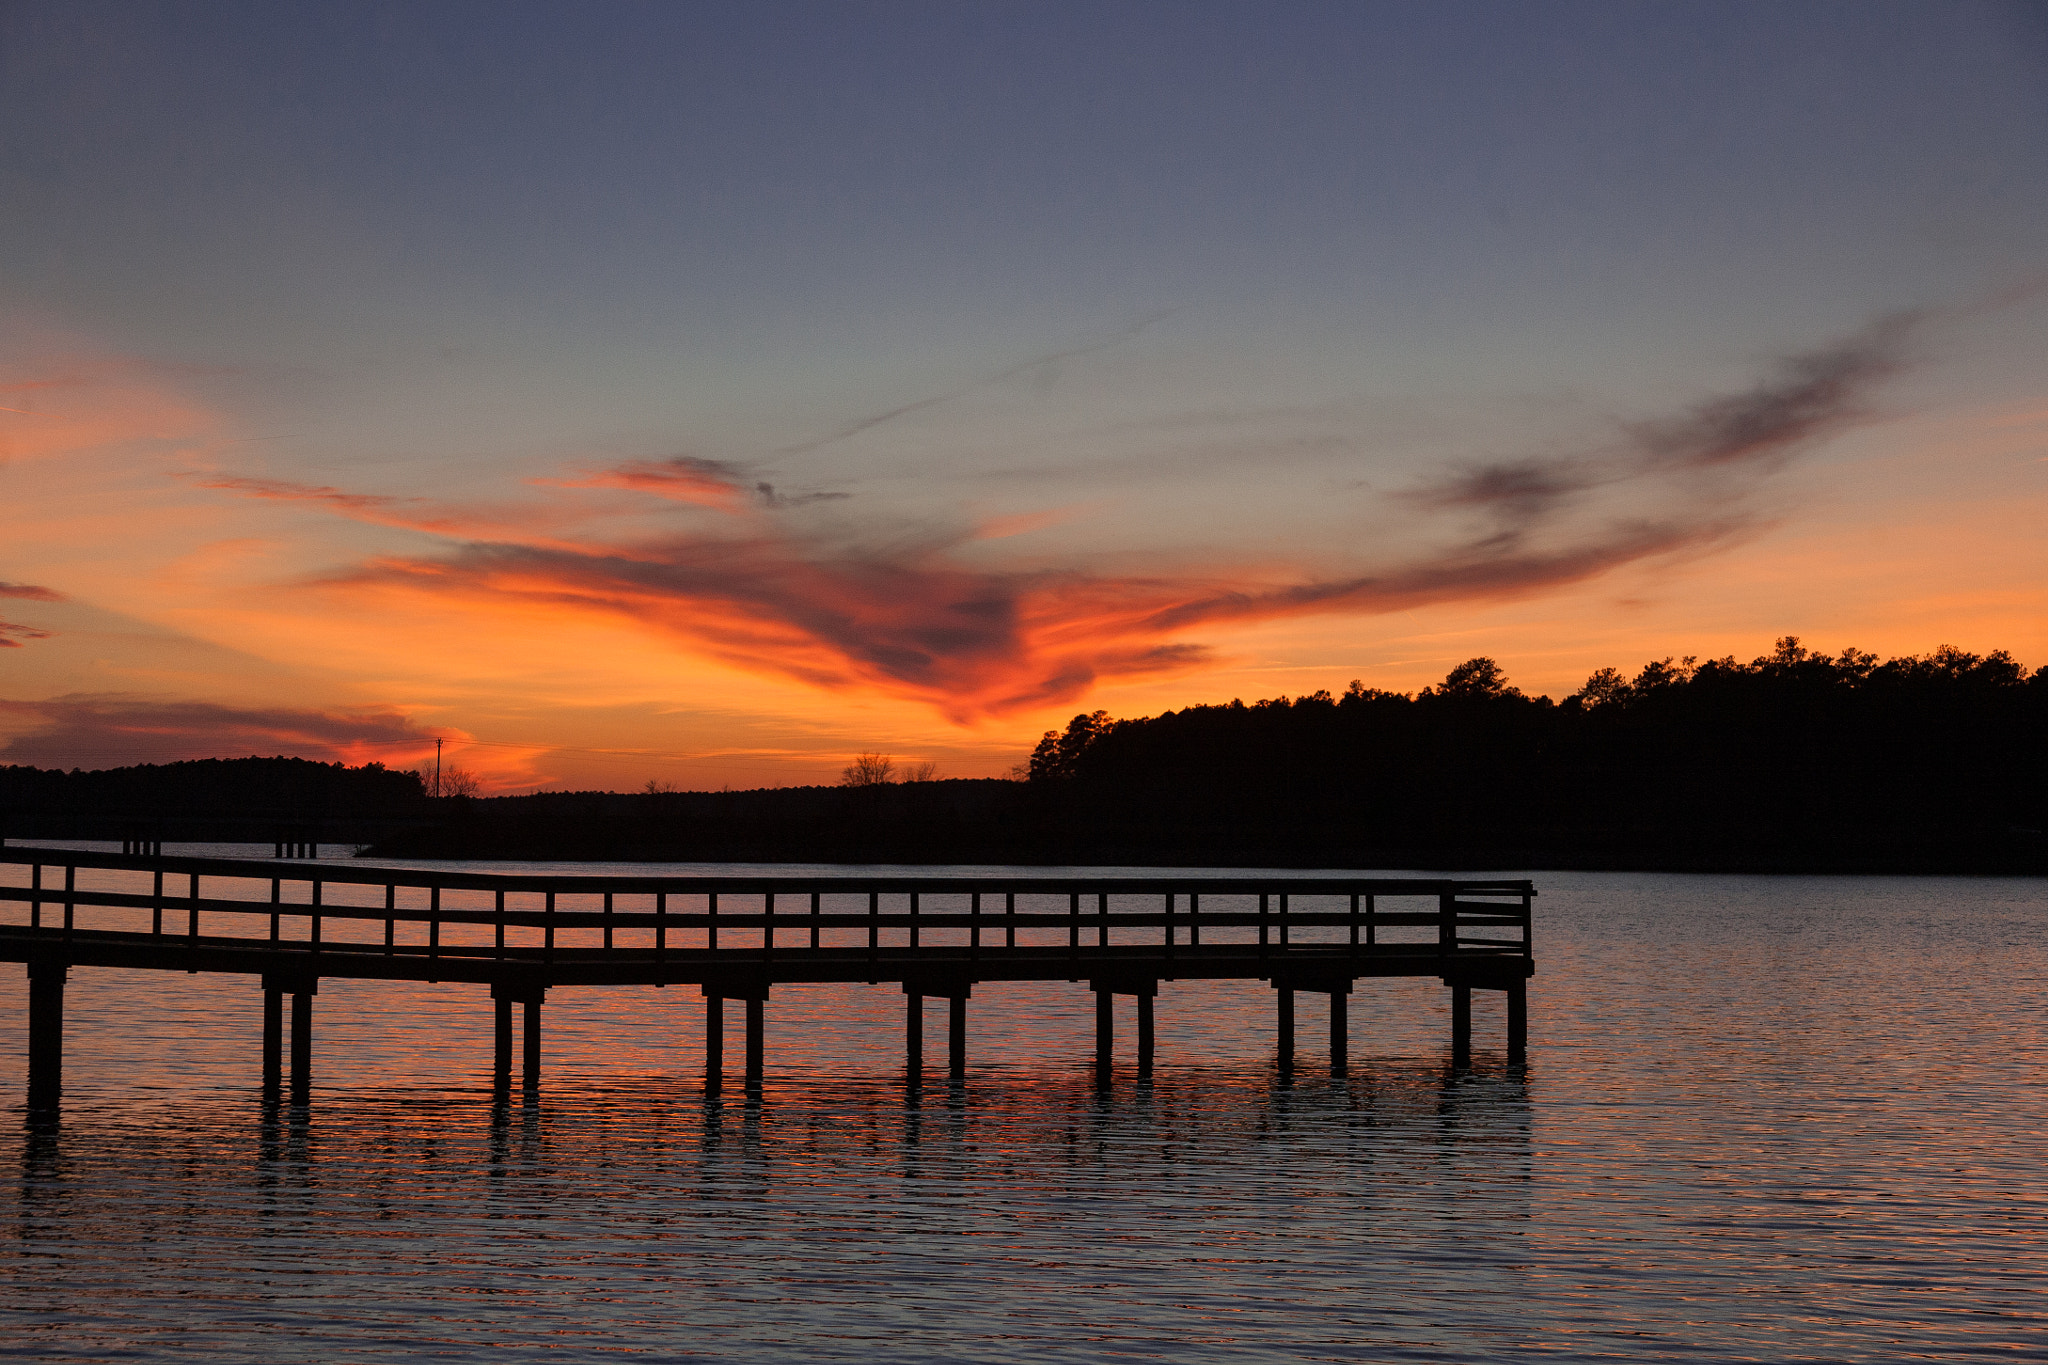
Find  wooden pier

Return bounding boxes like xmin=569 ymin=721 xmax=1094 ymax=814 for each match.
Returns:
xmin=2 ymin=847 xmax=1533 ymax=1111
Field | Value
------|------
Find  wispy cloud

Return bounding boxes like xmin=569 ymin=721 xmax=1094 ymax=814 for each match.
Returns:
xmin=0 ymin=620 xmax=52 ymax=647
xmin=1400 ymin=312 xmax=1919 ymax=541
xmin=0 ymin=696 xmax=457 ymax=767
xmin=0 ymin=582 xmax=65 ymax=601
xmin=774 ymin=311 xmax=1179 ymax=456
xmin=204 ymin=314 xmax=1916 ymax=721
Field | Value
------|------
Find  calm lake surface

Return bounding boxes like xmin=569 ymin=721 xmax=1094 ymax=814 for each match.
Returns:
xmin=2 ymin=848 xmax=2043 ymax=1362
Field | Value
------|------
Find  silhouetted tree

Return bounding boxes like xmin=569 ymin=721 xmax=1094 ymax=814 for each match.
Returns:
xmin=840 ymin=752 xmax=895 ymax=786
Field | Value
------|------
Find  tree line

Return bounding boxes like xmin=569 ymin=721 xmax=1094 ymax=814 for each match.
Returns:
xmin=1021 ymin=638 xmax=2044 ymax=870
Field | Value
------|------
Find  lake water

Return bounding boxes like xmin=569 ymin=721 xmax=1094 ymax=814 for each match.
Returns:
xmin=2 ymin=848 xmax=2043 ymax=1361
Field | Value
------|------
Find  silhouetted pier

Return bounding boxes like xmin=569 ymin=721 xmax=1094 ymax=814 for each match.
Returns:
xmin=3 ymin=847 xmax=1533 ymax=1112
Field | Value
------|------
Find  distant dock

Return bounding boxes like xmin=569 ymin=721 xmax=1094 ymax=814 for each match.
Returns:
xmin=2 ymin=847 xmax=1533 ymax=1112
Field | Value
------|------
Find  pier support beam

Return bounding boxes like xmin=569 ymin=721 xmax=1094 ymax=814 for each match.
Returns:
xmin=1451 ymin=984 xmax=1472 ymax=1068
xmin=1136 ymin=993 xmax=1154 ymax=1077
xmin=288 ymin=982 xmax=316 ymax=1101
xmin=491 ymin=981 xmax=547 ymax=1095
xmin=1276 ymin=987 xmax=1295 ymax=1068
xmin=744 ymin=998 xmax=764 ymax=1087
xmin=704 ymin=995 xmax=725 ymax=1095
xmin=1329 ymin=984 xmax=1350 ymax=1077
xmin=523 ymin=1000 xmax=542 ymax=1091
xmin=905 ymin=991 xmax=923 ymax=1085
xmin=493 ymin=997 xmax=513 ymax=1096
xmin=1507 ymin=980 xmax=1527 ymax=1065
xmin=262 ymin=984 xmax=284 ymax=1094
xmin=904 ymin=981 xmax=971 ymax=1085
xmin=1095 ymin=988 xmax=1113 ymax=1084
xmin=1089 ymin=979 xmax=1156 ymax=1086
xmin=26 ymin=959 xmax=65 ymax=1113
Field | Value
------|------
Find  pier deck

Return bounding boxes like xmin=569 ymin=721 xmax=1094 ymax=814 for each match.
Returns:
xmin=3 ymin=847 xmax=1534 ymax=1108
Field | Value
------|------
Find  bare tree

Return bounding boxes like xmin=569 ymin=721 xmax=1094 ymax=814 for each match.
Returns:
xmin=840 ymin=752 xmax=895 ymax=786
xmin=439 ymin=765 xmax=481 ymax=798
xmin=903 ymin=759 xmax=939 ymax=782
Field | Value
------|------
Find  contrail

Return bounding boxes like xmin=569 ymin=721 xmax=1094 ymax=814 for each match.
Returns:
xmin=774 ymin=310 xmax=1181 ymax=457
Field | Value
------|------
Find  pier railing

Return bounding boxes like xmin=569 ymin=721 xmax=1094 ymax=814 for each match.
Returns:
xmin=3 ymin=846 xmax=1534 ymax=1107
xmin=0 ymin=847 xmax=1532 ymax=983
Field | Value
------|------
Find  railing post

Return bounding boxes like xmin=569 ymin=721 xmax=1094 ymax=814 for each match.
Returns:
xmin=1438 ymin=891 xmax=1457 ymax=960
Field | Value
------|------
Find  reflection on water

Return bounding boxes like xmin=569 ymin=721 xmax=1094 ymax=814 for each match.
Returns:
xmin=2 ymin=860 xmax=2045 ymax=1361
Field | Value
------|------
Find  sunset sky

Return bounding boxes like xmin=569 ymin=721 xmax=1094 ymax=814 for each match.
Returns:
xmin=3 ymin=1 xmax=2044 ymax=790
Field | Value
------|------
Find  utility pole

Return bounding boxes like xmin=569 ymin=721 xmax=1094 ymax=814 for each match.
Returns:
xmin=434 ymin=737 xmax=443 ymax=799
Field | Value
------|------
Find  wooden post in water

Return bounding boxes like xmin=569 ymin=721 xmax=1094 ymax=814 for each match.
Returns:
xmin=289 ymin=984 xmax=314 ymax=1102
xmin=1451 ymin=984 xmax=1471 ymax=1067
xmin=1276 ymin=986 xmax=1295 ymax=1067
xmin=905 ymin=990 xmax=924 ymax=1086
xmin=523 ymin=999 xmax=542 ymax=1091
xmin=744 ymin=997 xmax=764 ymax=1087
xmin=1506 ymin=980 xmax=1527 ymax=1064
xmin=703 ymin=993 xmax=724 ymax=1095
xmin=1328 ymin=984 xmax=1350 ymax=1076
xmin=26 ymin=959 xmax=65 ymax=1113
xmin=1136 ymin=992 xmax=1155 ymax=1077
xmin=1094 ymin=987 xmax=1114 ymax=1085
xmin=261 ymin=983 xmax=284 ymax=1094
xmin=948 ymin=994 xmax=967 ymax=1080
xmin=493 ymin=997 xmax=513 ymax=1096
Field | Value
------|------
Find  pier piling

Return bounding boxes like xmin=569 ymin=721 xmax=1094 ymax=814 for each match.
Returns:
xmin=261 ymin=982 xmax=284 ymax=1094
xmin=1137 ymin=993 xmax=1154 ymax=1077
xmin=744 ymin=997 xmax=764 ymax=1087
xmin=523 ymin=999 xmax=541 ymax=1091
xmin=288 ymin=984 xmax=314 ymax=1101
xmin=493 ymin=996 xmax=513 ymax=1095
xmin=948 ymin=994 xmax=967 ymax=1080
xmin=1507 ymin=981 xmax=1527 ymax=1064
xmin=1451 ymin=984 xmax=1472 ymax=1067
xmin=26 ymin=959 xmax=64 ymax=1112
xmin=1276 ymin=986 xmax=1295 ymax=1067
xmin=704 ymin=993 xmax=725 ymax=1094
xmin=1329 ymin=985 xmax=1349 ymax=1075
xmin=1095 ymin=987 xmax=1113 ymax=1085
xmin=905 ymin=990 xmax=923 ymax=1084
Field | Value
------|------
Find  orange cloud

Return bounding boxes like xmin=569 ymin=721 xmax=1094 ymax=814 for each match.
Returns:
xmin=184 ymin=313 xmax=1929 ymax=724
xmin=536 ymin=456 xmax=751 ymax=509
